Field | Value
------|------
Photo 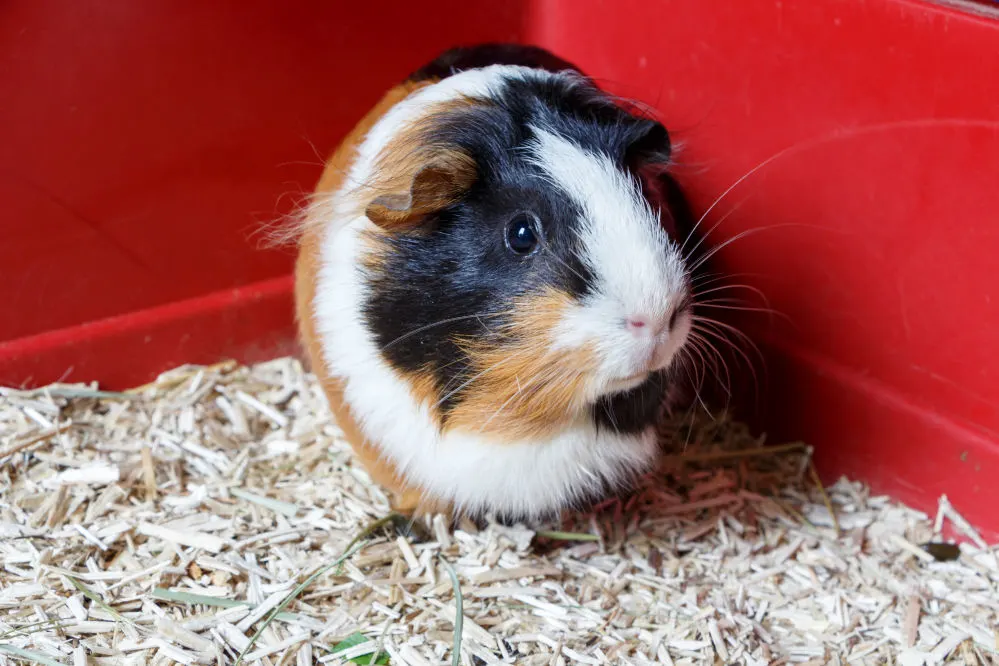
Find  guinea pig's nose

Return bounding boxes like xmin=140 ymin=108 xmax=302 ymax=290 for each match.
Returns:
xmin=625 ymin=316 xmax=649 ymax=331
xmin=625 ymin=315 xmax=666 ymax=336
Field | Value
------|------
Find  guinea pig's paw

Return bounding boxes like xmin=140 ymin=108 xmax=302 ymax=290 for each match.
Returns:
xmin=385 ymin=512 xmax=434 ymax=544
xmin=390 ymin=488 xmax=454 ymax=526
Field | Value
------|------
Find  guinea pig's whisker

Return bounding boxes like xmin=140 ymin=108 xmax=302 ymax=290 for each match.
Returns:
xmin=670 ymin=384 xmax=701 ymax=452
xmin=678 ymin=357 xmax=713 ymax=420
xmin=601 ymin=402 xmax=622 ymax=435
xmin=693 ymin=282 xmax=781 ymax=323
xmin=696 ymin=296 xmax=764 ymax=308
xmin=679 ymin=119 xmax=999 ymax=402
xmin=540 ymin=238 xmax=588 ymax=285
xmin=693 ymin=283 xmax=772 ymax=306
xmin=684 ymin=142 xmax=830 ymax=254
xmin=687 ymin=226 xmax=775 ymax=275
xmin=677 ymin=348 xmax=699 ymax=404
xmin=691 ymin=273 xmax=733 ymax=288
xmin=687 ymin=334 xmax=731 ymax=404
xmin=690 ymin=362 xmax=727 ymax=418
xmin=695 ymin=299 xmax=788 ymax=323
xmin=433 ymin=345 xmax=540 ymax=410
xmin=430 ymin=357 xmax=483 ymax=396
xmin=680 ymin=341 xmax=709 ymax=395
xmin=436 ymin=347 xmax=516 ymax=395
xmin=505 ymin=366 xmax=569 ymax=409
xmin=687 ymin=333 xmax=729 ymax=395
xmin=693 ymin=270 xmax=764 ymax=282
xmin=511 ymin=366 xmax=552 ymax=397
xmin=676 ymin=344 xmax=704 ymax=399
xmin=680 ymin=195 xmax=747 ymax=261
xmin=381 ymin=312 xmax=512 ymax=351
xmin=436 ymin=361 xmax=500 ymax=403
xmin=433 ymin=358 xmax=512 ymax=409
xmin=692 ymin=219 xmax=840 ymax=275
xmin=704 ymin=339 xmax=735 ymax=402
xmin=692 ymin=320 xmax=762 ymax=394
xmin=690 ymin=272 xmax=769 ymax=299
xmin=685 ymin=116 xmax=999 ymax=262
xmin=692 ymin=316 xmax=763 ymax=357
xmin=683 ymin=117 xmax=999 ymax=269
xmin=683 ymin=332 xmax=712 ymax=371
xmin=691 ymin=318 xmax=754 ymax=362
xmin=476 ymin=376 xmax=524 ymax=434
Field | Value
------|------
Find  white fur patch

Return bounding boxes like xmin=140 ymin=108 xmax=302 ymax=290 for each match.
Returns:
xmin=312 ymin=66 xmax=657 ymax=518
xmin=528 ymin=130 xmax=691 ymax=397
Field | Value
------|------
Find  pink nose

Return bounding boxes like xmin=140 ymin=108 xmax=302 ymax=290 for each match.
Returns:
xmin=626 ymin=316 xmax=651 ymax=332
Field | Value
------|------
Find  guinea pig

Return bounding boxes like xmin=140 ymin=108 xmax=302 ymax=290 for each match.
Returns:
xmin=294 ymin=44 xmax=707 ymax=522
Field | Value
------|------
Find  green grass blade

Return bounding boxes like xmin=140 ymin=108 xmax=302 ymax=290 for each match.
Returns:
xmin=0 ymin=643 xmax=66 ymax=666
xmin=65 ymin=576 xmax=133 ymax=627
xmin=440 ymin=557 xmax=463 ymax=666
xmin=330 ymin=632 xmax=390 ymax=665
xmin=234 ymin=513 xmax=400 ymax=666
xmin=151 ymin=588 xmax=298 ymax=621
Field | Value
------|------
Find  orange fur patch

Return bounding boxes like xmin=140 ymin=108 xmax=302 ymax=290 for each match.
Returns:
xmin=359 ymin=97 xmax=483 ymax=228
xmin=400 ymin=366 xmax=441 ymax=415
xmin=364 ymin=148 xmax=477 ymax=228
xmin=445 ymin=289 xmax=597 ymax=441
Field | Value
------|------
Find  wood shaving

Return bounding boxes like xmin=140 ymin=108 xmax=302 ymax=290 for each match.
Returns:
xmin=1 ymin=358 xmax=996 ymax=665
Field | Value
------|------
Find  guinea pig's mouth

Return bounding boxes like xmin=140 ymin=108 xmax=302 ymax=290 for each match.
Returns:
xmin=606 ymin=372 xmax=650 ymax=394
xmin=620 ymin=372 xmax=648 ymax=383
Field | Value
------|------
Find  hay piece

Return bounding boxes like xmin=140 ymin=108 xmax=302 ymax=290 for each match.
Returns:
xmin=229 ymin=487 xmax=300 ymax=517
xmin=534 ymin=531 xmax=600 ymax=542
xmin=137 ymin=522 xmax=227 ymax=553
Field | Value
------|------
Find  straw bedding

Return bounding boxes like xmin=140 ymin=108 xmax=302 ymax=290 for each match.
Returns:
xmin=1 ymin=358 xmax=996 ymax=665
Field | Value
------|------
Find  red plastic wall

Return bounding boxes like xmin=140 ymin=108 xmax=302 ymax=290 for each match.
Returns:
xmin=0 ymin=1 xmax=524 ymax=344
xmin=2 ymin=1 xmax=997 ymax=534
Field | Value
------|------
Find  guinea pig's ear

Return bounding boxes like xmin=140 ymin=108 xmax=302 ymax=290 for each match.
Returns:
xmin=626 ymin=120 xmax=680 ymax=235
xmin=624 ymin=120 xmax=672 ymax=170
xmin=366 ymin=151 xmax=478 ymax=228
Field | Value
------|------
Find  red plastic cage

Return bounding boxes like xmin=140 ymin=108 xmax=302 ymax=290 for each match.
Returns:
xmin=3 ymin=0 xmax=998 ymax=536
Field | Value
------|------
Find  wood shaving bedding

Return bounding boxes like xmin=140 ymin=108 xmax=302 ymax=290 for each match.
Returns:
xmin=0 ymin=358 xmax=996 ymax=665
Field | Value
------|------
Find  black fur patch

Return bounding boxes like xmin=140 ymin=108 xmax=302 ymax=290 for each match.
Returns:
xmin=364 ymin=45 xmax=698 ymax=433
xmin=408 ymin=43 xmax=583 ymax=83
xmin=593 ymin=371 xmax=669 ymax=435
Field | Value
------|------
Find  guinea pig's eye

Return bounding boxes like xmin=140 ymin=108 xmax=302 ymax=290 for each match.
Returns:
xmin=505 ymin=213 xmax=541 ymax=256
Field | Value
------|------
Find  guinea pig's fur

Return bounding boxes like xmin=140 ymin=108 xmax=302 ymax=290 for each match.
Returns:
xmin=295 ymin=44 xmax=705 ymax=522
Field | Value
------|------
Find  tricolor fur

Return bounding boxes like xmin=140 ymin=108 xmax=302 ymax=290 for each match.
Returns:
xmin=298 ymin=45 xmax=704 ymax=520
